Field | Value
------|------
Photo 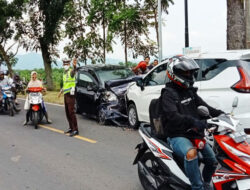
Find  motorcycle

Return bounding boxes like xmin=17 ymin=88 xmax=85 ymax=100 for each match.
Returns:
xmin=0 ymin=85 xmax=19 ymax=116
xmin=15 ymin=81 xmax=27 ymax=95
xmin=27 ymin=87 xmax=45 ymax=129
xmin=133 ymin=98 xmax=250 ymax=190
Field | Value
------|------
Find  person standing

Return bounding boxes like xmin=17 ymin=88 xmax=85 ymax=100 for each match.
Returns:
xmin=148 ymin=59 xmax=158 ymax=70
xmin=132 ymin=56 xmax=151 ymax=75
xmin=59 ymin=58 xmax=79 ymax=137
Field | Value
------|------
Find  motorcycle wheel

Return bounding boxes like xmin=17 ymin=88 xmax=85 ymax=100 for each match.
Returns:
xmin=32 ymin=111 xmax=39 ymax=129
xmin=9 ymin=102 xmax=14 ymax=117
xmin=138 ymin=152 xmax=173 ymax=190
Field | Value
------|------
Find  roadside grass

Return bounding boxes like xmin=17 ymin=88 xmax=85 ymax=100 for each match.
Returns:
xmin=18 ymin=91 xmax=64 ymax=105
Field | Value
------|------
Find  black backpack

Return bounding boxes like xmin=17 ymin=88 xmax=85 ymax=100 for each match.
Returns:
xmin=149 ymin=89 xmax=167 ymax=139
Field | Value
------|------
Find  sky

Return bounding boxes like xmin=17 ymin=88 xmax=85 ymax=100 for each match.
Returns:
xmin=105 ymin=0 xmax=227 ymax=61
xmin=15 ymin=0 xmax=227 ymax=62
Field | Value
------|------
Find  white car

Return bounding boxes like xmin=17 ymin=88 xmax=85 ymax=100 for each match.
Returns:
xmin=126 ymin=50 xmax=250 ymax=128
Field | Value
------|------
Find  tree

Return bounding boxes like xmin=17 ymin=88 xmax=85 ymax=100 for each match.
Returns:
xmin=16 ymin=0 xmax=70 ymax=90
xmin=63 ymin=0 xmax=109 ymax=64
xmin=108 ymin=1 xmax=157 ymax=65
xmin=227 ymin=0 xmax=246 ymax=49
xmin=142 ymin=0 xmax=173 ymax=49
xmin=0 ymin=0 xmax=27 ymax=77
xmin=87 ymin=0 xmax=122 ymax=64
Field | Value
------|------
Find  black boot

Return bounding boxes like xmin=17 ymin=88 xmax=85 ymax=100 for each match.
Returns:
xmin=44 ymin=112 xmax=52 ymax=124
xmin=23 ymin=111 xmax=30 ymax=126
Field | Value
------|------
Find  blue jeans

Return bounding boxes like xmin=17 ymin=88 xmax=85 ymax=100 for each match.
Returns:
xmin=168 ymin=137 xmax=217 ymax=190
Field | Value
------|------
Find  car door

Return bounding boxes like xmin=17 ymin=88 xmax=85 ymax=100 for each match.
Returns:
xmin=136 ymin=64 xmax=169 ymax=122
xmin=76 ymin=71 xmax=98 ymax=115
xmin=195 ymin=59 xmax=236 ymax=112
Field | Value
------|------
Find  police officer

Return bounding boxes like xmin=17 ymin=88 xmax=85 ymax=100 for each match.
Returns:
xmin=59 ymin=58 xmax=79 ymax=137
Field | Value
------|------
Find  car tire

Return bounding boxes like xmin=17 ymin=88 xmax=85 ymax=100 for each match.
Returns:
xmin=98 ymin=109 xmax=107 ymax=125
xmin=128 ymin=103 xmax=139 ymax=129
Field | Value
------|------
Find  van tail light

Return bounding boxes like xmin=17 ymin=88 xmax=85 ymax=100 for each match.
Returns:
xmin=231 ymin=67 xmax=250 ymax=93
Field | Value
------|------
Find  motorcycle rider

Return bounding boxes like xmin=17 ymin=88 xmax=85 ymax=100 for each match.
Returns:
xmin=0 ymin=70 xmax=15 ymax=110
xmin=162 ymin=55 xmax=223 ymax=190
xmin=23 ymin=71 xmax=52 ymax=125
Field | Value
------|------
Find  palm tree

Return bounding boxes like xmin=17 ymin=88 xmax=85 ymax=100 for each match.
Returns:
xmin=227 ymin=0 xmax=246 ymax=49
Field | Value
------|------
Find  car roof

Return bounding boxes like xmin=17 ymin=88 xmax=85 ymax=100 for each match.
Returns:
xmin=188 ymin=49 xmax=250 ymax=60
xmin=78 ymin=64 xmax=127 ymax=71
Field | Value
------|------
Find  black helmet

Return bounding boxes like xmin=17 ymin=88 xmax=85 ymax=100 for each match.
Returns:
xmin=167 ymin=55 xmax=199 ymax=88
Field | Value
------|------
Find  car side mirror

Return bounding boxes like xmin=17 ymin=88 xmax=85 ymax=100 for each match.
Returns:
xmin=197 ymin=106 xmax=210 ymax=117
xmin=136 ymin=79 xmax=144 ymax=91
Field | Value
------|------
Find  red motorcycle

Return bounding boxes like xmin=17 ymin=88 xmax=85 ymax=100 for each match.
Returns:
xmin=27 ymin=87 xmax=45 ymax=129
xmin=133 ymin=98 xmax=250 ymax=190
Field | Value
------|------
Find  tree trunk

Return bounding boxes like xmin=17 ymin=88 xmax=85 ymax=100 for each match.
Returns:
xmin=0 ymin=44 xmax=14 ymax=77
xmin=246 ymin=0 xmax=250 ymax=48
xmin=40 ymin=40 xmax=54 ymax=91
xmin=124 ymin=20 xmax=128 ymax=66
xmin=103 ymin=11 xmax=106 ymax=64
xmin=123 ymin=0 xmax=128 ymax=66
xmin=153 ymin=8 xmax=159 ymax=49
xmin=227 ymin=0 xmax=246 ymax=49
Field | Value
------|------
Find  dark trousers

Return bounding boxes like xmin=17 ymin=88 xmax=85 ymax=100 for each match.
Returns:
xmin=64 ymin=93 xmax=78 ymax=131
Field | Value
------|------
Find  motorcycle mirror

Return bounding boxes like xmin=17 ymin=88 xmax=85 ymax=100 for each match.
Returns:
xmin=244 ymin=128 xmax=250 ymax=135
xmin=232 ymin=97 xmax=238 ymax=108
xmin=197 ymin=106 xmax=210 ymax=117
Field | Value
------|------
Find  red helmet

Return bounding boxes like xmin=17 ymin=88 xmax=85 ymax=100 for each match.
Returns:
xmin=167 ymin=55 xmax=200 ymax=88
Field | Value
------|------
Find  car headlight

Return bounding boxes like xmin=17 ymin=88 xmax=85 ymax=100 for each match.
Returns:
xmin=222 ymin=141 xmax=250 ymax=165
xmin=104 ymin=91 xmax=118 ymax=102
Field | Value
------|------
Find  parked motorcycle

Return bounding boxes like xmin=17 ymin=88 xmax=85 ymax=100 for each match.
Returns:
xmin=0 ymin=85 xmax=19 ymax=116
xmin=27 ymin=87 xmax=44 ymax=129
xmin=133 ymin=98 xmax=250 ymax=190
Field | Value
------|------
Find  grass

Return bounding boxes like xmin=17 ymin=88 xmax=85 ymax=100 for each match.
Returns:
xmin=18 ymin=91 xmax=64 ymax=105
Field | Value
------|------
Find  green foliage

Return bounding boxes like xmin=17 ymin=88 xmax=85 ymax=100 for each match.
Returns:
xmin=16 ymin=68 xmax=64 ymax=90
xmin=119 ymin=61 xmax=137 ymax=68
xmin=108 ymin=1 xmax=157 ymax=62
xmin=0 ymin=0 xmax=28 ymax=76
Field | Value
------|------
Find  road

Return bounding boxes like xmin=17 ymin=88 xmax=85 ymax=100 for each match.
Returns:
xmin=0 ymin=101 xmax=143 ymax=190
xmin=1 ymin=100 xmax=250 ymax=190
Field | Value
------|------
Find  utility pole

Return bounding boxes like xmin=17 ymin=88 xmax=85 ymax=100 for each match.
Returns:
xmin=246 ymin=0 xmax=250 ymax=48
xmin=158 ymin=0 xmax=162 ymax=62
xmin=185 ymin=0 xmax=189 ymax=47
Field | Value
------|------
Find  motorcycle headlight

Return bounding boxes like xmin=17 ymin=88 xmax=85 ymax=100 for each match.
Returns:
xmin=104 ymin=91 xmax=118 ymax=102
xmin=222 ymin=141 xmax=250 ymax=165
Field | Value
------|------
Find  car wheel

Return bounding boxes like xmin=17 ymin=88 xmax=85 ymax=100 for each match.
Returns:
xmin=98 ymin=109 xmax=107 ymax=125
xmin=128 ymin=103 xmax=139 ymax=129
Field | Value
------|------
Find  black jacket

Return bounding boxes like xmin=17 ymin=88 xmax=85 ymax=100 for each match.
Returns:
xmin=162 ymin=82 xmax=223 ymax=139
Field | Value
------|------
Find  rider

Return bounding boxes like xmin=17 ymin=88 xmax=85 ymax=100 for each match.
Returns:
xmin=0 ymin=70 xmax=14 ymax=110
xmin=23 ymin=71 xmax=52 ymax=125
xmin=162 ymin=55 xmax=223 ymax=190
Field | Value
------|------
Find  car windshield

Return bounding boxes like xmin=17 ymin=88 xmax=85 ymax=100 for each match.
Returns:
xmin=96 ymin=68 xmax=134 ymax=86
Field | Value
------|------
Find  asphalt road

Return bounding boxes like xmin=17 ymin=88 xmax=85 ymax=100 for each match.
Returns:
xmin=1 ymin=100 xmax=250 ymax=190
xmin=0 ymin=100 xmax=143 ymax=190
